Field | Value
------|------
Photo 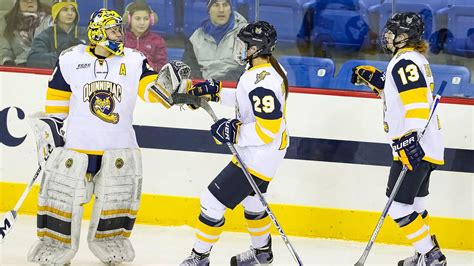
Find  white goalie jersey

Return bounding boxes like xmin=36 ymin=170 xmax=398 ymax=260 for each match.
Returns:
xmin=383 ymin=48 xmax=444 ymax=165
xmin=45 ymin=44 xmax=168 ymax=155
xmin=220 ymin=63 xmax=289 ymax=181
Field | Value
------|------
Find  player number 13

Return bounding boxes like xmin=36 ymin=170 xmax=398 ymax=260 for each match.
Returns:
xmin=252 ymin=95 xmax=275 ymax=113
xmin=397 ymin=64 xmax=419 ymax=85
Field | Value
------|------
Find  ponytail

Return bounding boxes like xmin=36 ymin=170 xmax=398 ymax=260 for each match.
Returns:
xmin=269 ymin=55 xmax=288 ymax=99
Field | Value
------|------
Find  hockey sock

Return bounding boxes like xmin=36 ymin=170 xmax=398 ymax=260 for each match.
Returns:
xmin=395 ymin=211 xmax=434 ymax=254
xmin=193 ymin=213 xmax=224 ymax=254
xmin=245 ymin=211 xmax=271 ymax=249
xmin=420 ymin=210 xmax=431 ymax=229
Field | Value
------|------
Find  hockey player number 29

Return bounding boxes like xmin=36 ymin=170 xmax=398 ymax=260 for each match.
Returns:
xmin=252 ymin=95 xmax=275 ymax=113
xmin=397 ymin=64 xmax=419 ymax=85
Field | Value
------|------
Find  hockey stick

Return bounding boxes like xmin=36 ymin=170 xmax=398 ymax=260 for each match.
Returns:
xmin=354 ymin=80 xmax=447 ymax=266
xmin=172 ymin=93 xmax=304 ymax=265
xmin=0 ymin=163 xmax=44 ymax=244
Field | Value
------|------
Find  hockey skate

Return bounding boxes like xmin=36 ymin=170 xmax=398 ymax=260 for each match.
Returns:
xmin=398 ymin=236 xmax=447 ymax=266
xmin=230 ymin=237 xmax=273 ymax=266
xmin=180 ymin=249 xmax=210 ymax=266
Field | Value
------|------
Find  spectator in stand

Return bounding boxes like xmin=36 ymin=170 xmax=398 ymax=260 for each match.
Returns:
xmin=124 ymin=0 xmax=167 ymax=70
xmin=183 ymin=0 xmax=247 ymax=81
xmin=27 ymin=0 xmax=86 ymax=69
xmin=0 ymin=0 xmax=52 ymax=66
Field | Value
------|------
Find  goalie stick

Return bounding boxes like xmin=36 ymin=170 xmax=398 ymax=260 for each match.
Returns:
xmin=1 ymin=160 xmax=46 ymax=244
xmin=172 ymin=93 xmax=304 ymax=265
xmin=354 ymin=80 xmax=447 ymax=266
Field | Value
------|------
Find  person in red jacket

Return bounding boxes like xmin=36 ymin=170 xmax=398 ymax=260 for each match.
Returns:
xmin=123 ymin=0 xmax=167 ymax=70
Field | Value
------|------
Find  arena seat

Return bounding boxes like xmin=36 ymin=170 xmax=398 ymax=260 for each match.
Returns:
xmin=368 ymin=1 xmax=442 ymax=41
xmin=244 ymin=0 xmax=303 ymax=45
xmin=278 ymin=56 xmax=335 ymax=88
xmin=436 ymin=4 xmax=474 ymax=57
xmin=431 ymin=64 xmax=471 ymax=97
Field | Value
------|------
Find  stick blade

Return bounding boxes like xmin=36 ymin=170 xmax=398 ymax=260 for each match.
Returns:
xmin=354 ymin=261 xmax=365 ymax=266
xmin=0 ymin=210 xmax=17 ymax=244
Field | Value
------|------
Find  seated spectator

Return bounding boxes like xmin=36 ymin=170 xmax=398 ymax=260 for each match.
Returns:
xmin=183 ymin=0 xmax=247 ymax=81
xmin=124 ymin=0 xmax=167 ymax=70
xmin=0 ymin=0 xmax=52 ymax=66
xmin=27 ymin=0 xmax=86 ymax=69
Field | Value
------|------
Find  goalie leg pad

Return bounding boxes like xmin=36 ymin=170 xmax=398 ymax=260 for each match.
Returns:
xmin=87 ymin=148 xmax=142 ymax=264
xmin=27 ymin=148 xmax=90 ymax=264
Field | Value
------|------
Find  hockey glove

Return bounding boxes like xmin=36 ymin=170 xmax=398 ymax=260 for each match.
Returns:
xmin=351 ymin=65 xmax=385 ymax=96
xmin=187 ymin=79 xmax=221 ymax=110
xmin=28 ymin=114 xmax=65 ymax=165
xmin=392 ymin=131 xmax=425 ymax=171
xmin=210 ymin=118 xmax=241 ymax=145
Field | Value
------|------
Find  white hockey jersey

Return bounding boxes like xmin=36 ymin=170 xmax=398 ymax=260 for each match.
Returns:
xmin=45 ymin=44 xmax=168 ymax=155
xmin=383 ymin=48 xmax=444 ymax=165
xmin=220 ymin=63 xmax=289 ymax=181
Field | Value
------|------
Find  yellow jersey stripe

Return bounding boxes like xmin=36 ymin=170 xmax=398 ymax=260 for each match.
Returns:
xmin=256 ymin=117 xmax=282 ymax=134
xmin=405 ymin=108 xmax=430 ymax=119
xmin=400 ymin=87 xmax=429 ymax=105
xmin=45 ymin=106 xmax=69 ymax=114
xmin=138 ymin=74 xmax=158 ymax=101
xmin=255 ymin=123 xmax=273 ymax=144
xmin=46 ymin=88 xmax=72 ymax=101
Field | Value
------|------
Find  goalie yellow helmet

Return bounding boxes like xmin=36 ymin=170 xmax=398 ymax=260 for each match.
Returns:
xmin=88 ymin=8 xmax=124 ymax=56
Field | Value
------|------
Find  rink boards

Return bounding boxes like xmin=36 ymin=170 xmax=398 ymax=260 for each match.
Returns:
xmin=0 ymin=70 xmax=472 ymax=250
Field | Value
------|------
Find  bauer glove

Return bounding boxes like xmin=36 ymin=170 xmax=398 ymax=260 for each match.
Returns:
xmin=187 ymin=79 xmax=221 ymax=110
xmin=351 ymin=65 xmax=385 ymax=96
xmin=210 ymin=118 xmax=241 ymax=145
xmin=392 ymin=131 xmax=425 ymax=171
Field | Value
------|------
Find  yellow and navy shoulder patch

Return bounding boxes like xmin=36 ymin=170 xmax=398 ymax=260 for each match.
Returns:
xmin=255 ymin=70 xmax=270 ymax=84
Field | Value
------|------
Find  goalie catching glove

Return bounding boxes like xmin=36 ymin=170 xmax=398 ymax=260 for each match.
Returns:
xmin=392 ymin=131 xmax=425 ymax=171
xmin=351 ymin=65 xmax=385 ymax=96
xmin=211 ymin=118 xmax=241 ymax=145
xmin=186 ymin=79 xmax=222 ymax=110
xmin=150 ymin=60 xmax=192 ymax=107
xmin=28 ymin=113 xmax=65 ymax=165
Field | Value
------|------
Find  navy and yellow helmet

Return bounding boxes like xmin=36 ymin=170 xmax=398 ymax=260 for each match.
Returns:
xmin=381 ymin=12 xmax=425 ymax=54
xmin=88 ymin=9 xmax=124 ymax=56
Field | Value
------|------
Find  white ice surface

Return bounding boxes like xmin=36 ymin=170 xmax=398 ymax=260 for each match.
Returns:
xmin=0 ymin=215 xmax=472 ymax=265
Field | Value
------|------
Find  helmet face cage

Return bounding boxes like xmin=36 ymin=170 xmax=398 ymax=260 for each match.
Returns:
xmin=381 ymin=12 xmax=424 ymax=55
xmin=235 ymin=21 xmax=277 ymax=64
xmin=88 ymin=9 xmax=124 ymax=56
xmin=233 ymin=37 xmax=248 ymax=65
